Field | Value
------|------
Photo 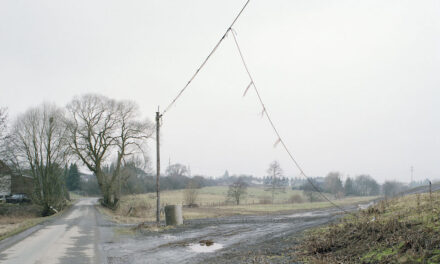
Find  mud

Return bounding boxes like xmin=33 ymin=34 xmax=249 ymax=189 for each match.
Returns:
xmin=102 ymin=206 xmax=355 ymax=264
xmin=102 ymin=184 xmax=440 ymax=263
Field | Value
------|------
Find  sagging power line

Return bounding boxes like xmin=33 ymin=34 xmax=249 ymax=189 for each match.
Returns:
xmin=230 ymin=29 xmax=353 ymax=215
xmin=161 ymin=0 xmax=251 ymax=118
xmin=154 ymin=0 xmax=251 ymax=224
xmin=155 ymin=0 xmax=355 ymax=222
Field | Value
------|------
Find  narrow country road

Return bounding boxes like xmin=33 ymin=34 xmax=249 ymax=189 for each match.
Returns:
xmin=0 ymin=198 xmax=105 ymax=264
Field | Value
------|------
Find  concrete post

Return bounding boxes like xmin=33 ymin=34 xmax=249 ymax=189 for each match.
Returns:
xmin=165 ymin=205 xmax=183 ymax=226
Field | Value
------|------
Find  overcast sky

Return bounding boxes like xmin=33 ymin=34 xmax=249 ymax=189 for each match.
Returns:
xmin=1 ymin=0 xmax=439 ymax=182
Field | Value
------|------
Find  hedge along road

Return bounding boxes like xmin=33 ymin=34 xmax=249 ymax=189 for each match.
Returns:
xmin=0 ymin=198 xmax=110 ymax=264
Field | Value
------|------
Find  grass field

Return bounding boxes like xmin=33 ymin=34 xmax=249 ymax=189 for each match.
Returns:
xmin=100 ymin=186 xmax=377 ymax=223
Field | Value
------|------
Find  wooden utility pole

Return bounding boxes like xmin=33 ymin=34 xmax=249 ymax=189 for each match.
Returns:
xmin=156 ymin=110 xmax=161 ymax=224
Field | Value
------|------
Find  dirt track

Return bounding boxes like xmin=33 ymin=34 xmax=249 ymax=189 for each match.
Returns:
xmin=104 ymin=184 xmax=440 ymax=264
xmin=103 ymin=206 xmax=354 ymax=264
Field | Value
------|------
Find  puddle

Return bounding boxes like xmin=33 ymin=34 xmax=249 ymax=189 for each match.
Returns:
xmin=286 ymin=211 xmax=328 ymax=218
xmin=358 ymin=201 xmax=375 ymax=210
xmin=162 ymin=234 xmax=178 ymax=240
xmin=187 ymin=242 xmax=223 ymax=253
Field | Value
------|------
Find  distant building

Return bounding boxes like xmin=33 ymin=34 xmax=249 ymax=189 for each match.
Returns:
xmin=0 ymin=160 xmax=33 ymax=196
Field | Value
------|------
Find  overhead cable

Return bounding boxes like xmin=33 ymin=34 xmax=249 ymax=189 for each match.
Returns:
xmin=230 ymin=28 xmax=355 ymax=216
xmin=161 ymin=0 xmax=251 ymax=117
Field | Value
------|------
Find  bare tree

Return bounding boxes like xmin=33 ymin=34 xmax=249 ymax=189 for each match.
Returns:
xmin=324 ymin=172 xmax=344 ymax=198
xmin=227 ymin=177 xmax=247 ymax=205
xmin=0 ymin=107 xmax=8 ymax=159
xmin=0 ymin=107 xmax=7 ymax=141
xmin=65 ymin=94 xmax=153 ymax=208
xmin=184 ymin=179 xmax=199 ymax=206
xmin=302 ymin=178 xmax=320 ymax=202
xmin=266 ymin=161 xmax=285 ymax=203
xmin=166 ymin=163 xmax=188 ymax=177
xmin=8 ymin=104 xmax=68 ymax=214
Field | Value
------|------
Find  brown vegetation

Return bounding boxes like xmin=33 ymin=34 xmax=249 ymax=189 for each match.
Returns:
xmin=296 ymin=191 xmax=440 ymax=263
xmin=0 ymin=203 xmax=44 ymax=240
xmin=288 ymin=194 xmax=304 ymax=204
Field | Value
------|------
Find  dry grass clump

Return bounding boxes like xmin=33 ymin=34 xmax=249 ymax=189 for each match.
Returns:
xmin=118 ymin=199 xmax=153 ymax=218
xmin=259 ymin=196 xmax=272 ymax=204
xmin=296 ymin=192 xmax=440 ymax=263
xmin=0 ymin=203 xmax=46 ymax=240
xmin=0 ymin=203 xmax=42 ymax=217
xmin=288 ymin=194 xmax=304 ymax=204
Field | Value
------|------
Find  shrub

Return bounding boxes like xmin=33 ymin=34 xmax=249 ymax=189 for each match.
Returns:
xmin=259 ymin=196 xmax=272 ymax=204
xmin=124 ymin=199 xmax=152 ymax=218
xmin=288 ymin=194 xmax=304 ymax=203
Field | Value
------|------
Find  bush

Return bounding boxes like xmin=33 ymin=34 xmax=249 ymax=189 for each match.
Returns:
xmin=288 ymin=194 xmax=304 ymax=203
xmin=124 ymin=199 xmax=152 ymax=218
xmin=184 ymin=180 xmax=199 ymax=206
xmin=259 ymin=196 xmax=272 ymax=204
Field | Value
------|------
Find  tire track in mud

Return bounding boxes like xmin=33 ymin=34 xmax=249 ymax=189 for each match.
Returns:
xmin=102 ymin=207 xmax=348 ymax=264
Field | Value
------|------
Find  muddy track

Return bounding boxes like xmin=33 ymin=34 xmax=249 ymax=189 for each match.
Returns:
xmin=103 ymin=184 xmax=438 ymax=264
xmin=103 ymin=206 xmax=354 ymax=264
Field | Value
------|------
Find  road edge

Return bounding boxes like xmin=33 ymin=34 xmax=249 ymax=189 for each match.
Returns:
xmin=0 ymin=200 xmax=76 ymax=253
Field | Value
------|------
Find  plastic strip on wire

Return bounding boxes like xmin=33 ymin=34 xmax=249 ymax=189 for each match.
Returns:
xmin=230 ymin=28 xmax=357 ymax=217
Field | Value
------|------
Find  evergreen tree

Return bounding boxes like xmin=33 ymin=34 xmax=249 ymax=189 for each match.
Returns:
xmin=344 ymin=177 xmax=355 ymax=196
xmin=66 ymin=163 xmax=80 ymax=191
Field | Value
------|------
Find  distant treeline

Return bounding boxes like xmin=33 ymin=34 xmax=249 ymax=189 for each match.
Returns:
xmin=293 ymin=172 xmax=430 ymax=199
xmin=67 ymin=163 xmax=428 ymax=199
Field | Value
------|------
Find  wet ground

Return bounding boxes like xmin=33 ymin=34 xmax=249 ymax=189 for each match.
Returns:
xmin=102 ymin=184 xmax=440 ymax=263
xmin=103 ymin=206 xmax=361 ymax=264
xmin=2 ymin=184 xmax=437 ymax=263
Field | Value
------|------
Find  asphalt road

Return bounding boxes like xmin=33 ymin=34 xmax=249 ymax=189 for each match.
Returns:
xmin=0 ymin=198 xmax=103 ymax=264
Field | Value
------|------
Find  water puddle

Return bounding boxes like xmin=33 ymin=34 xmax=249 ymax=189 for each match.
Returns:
xmin=187 ymin=241 xmax=223 ymax=253
xmin=162 ymin=234 xmax=178 ymax=240
xmin=286 ymin=211 xmax=328 ymax=218
xmin=358 ymin=201 xmax=375 ymax=210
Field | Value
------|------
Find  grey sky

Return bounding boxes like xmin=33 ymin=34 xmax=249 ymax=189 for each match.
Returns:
xmin=1 ymin=0 xmax=439 ymax=182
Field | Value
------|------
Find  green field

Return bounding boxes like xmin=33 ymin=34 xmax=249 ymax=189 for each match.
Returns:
xmin=101 ymin=186 xmax=377 ymax=223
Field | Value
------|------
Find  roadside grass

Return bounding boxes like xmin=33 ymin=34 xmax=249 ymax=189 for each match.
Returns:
xmin=98 ymin=186 xmax=376 ymax=223
xmin=295 ymin=191 xmax=440 ymax=263
xmin=0 ymin=202 xmax=73 ymax=241
xmin=0 ymin=203 xmax=43 ymax=241
xmin=0 ymin=216 xmax=46 ymax=241
xmin=69 ymin=191 xmax=86 ymax=200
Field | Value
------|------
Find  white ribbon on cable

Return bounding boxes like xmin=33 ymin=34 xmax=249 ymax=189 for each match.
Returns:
xmin=243 ymin=81 xmax=253 ymax=97
xmin=273 ymin=138 xmax=281 ymax=148
xmin=260 ymin=108 xmax=266 ymax=118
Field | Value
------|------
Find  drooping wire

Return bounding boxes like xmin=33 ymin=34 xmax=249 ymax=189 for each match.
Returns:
xmin=161 ymin=0 xmax=251 ymax=117
xmin=230 ymin=29 xmax=355 ymax=216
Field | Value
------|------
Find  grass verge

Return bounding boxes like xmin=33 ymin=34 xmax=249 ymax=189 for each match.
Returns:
xmin=295 ymin=191 xmax=440 ymax=263
xmin=0 ymin=202 xmax=73 ymax=241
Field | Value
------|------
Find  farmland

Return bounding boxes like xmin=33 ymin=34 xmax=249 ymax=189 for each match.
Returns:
xmin=99 ymin=186 xmax=377 ymax=223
